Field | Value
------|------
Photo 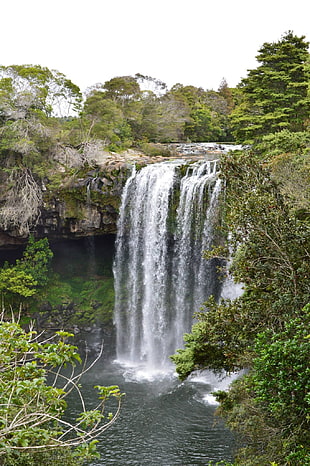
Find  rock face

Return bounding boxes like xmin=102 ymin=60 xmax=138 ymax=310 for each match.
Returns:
xmin=0 ymin=149 xmax=169 ymax=248
xmin=37 ymin=164 xmax=129 ymax=240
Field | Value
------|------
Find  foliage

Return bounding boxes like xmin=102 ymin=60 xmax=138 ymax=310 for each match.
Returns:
xmin=0 ymin=319 xmax=123 ymax=465
xmin=253 ymin=306 xmax=310 ymax=425
xmin=256 ymin=129 xmax=310 ymax=158
xmin=171 ymin=296 xmax=250 ymax=379
xmin=15 ymin=235 xmax=53 ymax=287
xmin=0 ymin=64 xmax=82 ymax=118
xmin=0 ymin=268 xmax=37 ymax=299
xmin=231 ymin=31 xmax=310 ymax=143
xmin=0 ymin=236 xmax=53 ymax=307
xmin=214 ymin=306 xmax=310 ymax=465
xmin=83 ymin=77 xmax=234 ymax=145
xmin=168 ymin=83 xmax=232 ymax=142
xmin=172 ymin=145 xmax=310 ymax=463
xmin=254 ymin=129 xmax=310 ymax=213
xmin=83 ymin=92 xmax=127 ymax=146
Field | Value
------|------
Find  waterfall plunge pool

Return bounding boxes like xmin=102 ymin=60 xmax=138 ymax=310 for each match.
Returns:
xmin=67 ymin=360 xmax=236 ymax=465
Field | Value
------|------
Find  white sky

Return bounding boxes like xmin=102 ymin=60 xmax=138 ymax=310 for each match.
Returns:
xmin=1 ymin=0 xmax=309 ymax=93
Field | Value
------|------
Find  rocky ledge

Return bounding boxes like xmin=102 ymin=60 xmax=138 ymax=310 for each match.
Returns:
xmin=0 ymin=148 xmax=173 ymax=248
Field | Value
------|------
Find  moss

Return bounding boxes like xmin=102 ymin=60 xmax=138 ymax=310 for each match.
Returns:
xmin=86 ymin=190 xmax=121 ymax=210
xmin=39 ymin=274 xmax=115 ymax=328
xmin=60 ymin=191 xmax=85 ymax=218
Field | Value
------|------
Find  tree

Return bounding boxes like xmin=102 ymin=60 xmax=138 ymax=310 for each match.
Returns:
xmin=0 ymin=320 xmax=123 ymax=466
xmin=83 ymin=91 xmax=125 ymax=144
xmin=171 ymin=148 xmax=310 ymax=464
xmin=0 ymin=168 xmax=42 ymax=235
xmin=0 ymin=268 xmax=37 ymax=299
xmin=168 ymin=83 xmax=233 ymax=142
xmin=102 ymin=76 xmax=141 ymax=104
xmin=253 ymin=307 xmax=310 ymax=429
xmin=0 ymin=65 xmax=82 ymax=118
xmin=15 ymin=235 xmax=53 ymax=287
xmin=0 ymin=236 xmax=53 ymax=307
xmin=0 ymin=66 xmax=84 ymax=234
xmin=184 ymin=105 xmax=220 ymax=142
xmin=218 ymin=78 xmax=234 ymax=114
xmin=231 ymin=31 xmax=310 ymax=143
xmin=255 ymin=129 xmax=310 ymax=214
xmin=217 ymin=79 xmax=235 ymax=141
xmin=83 ymin=77 xmax=143 ymax=149
xmin=215 ymin=306 xmax=310 ymax=465
xmin=156 ymin=92 xmax=190 ymax=142
xmin=135 ymin=73 xmax=167 ymax=96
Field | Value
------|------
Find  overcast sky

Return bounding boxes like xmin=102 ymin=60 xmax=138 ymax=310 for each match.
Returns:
xmin=1 ymin=0 xmax=309 ymax=93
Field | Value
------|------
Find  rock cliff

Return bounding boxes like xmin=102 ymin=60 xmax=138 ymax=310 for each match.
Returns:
xmin=0 ymin=148 xmax=170 ymax=248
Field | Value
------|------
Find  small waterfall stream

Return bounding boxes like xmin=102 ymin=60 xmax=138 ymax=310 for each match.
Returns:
xmin=113 ymin=159 xmax=222 ymax=371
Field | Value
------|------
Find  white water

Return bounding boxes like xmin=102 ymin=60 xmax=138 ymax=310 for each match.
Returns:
xmin=113 ymin=159 xmax=223 ymax=371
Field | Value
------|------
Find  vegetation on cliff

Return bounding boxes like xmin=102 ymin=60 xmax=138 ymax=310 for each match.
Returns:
xmin=172 ymin=31 xmax=310 ymax=465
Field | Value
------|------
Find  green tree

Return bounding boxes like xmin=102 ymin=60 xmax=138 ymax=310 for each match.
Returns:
xmin=136 ymin=90 xmax=161 ymax=141
xmin=168 ymin=83 xmax=233 ymax=142
xmin=0 ymin=320 xmax=123 ymax=465
xmin=218 ymin=78 xmax=234 ymax=114
xmin=83 ymin=91 xmax=125 ymax=145
xmin=172 ymin=148 xmax=310 ymax=464
xmin=185 ymin=105 xmax=221 ymax=142
xmin=231 ymin=31 xmax=310 ymax=143
xmin=255 ymin=129 xmax=310 ymax=214
xmin=16 ymin=235 xmax=53 ymax=287
xmin=102 ymin=76 xmax=141 ymax=104
xmin=0 ymin=236 xmax=53 ymax=306
xmin=0 ymin=268 xmax=37 ymax=299
xmin=156 ymin=92 xmax=190 ymax=142
xmin=83 ymin=77 xmax=142 ymax=149
xmin=254 ymin=307 xmax=310 ymax=427
xmin=215 ymin=306 xmax=310 ymax=465
xmin=169 ymin=84 xmax=218 ymax=141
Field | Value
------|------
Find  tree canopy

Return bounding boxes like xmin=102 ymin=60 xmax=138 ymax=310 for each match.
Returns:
xmin=231 ymin=31 xmax=310 ymax=143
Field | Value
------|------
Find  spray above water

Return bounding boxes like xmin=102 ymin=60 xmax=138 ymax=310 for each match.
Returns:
xmin=113 ymin=159 xmax=222 ymax=372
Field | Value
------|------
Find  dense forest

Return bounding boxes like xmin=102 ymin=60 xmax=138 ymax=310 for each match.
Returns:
xmin=0 ymin=30 xmax=309 ymax=465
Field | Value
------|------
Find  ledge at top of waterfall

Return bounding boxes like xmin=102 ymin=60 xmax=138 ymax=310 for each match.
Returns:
xmin=113 ymin=159 xmax=223 ymax=374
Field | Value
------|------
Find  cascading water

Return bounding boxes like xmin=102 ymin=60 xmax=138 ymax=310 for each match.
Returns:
xmin=113 ymin=159 xmax=222 ymax=371
xmin=171 ymin=161 xmax=221 ymax=347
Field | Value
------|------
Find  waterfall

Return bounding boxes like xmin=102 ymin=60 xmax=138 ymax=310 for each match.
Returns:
xmin=113 ymin=159 xmax=222 ymax=371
